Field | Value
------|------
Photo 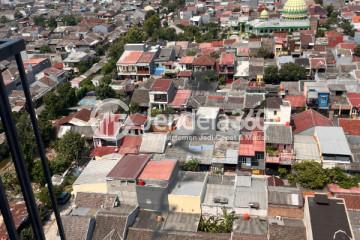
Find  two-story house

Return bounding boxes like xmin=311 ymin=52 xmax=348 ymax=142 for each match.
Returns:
xmin=265 ymin=125 xmax=293 ymax=171
xmin=218 ymin=52 xmax=236 ymax=83
xmin=116 ymin=44 xmax=157 ymax=81
xmin=304 ymin=82 xmax=330 ymax=110
xmin=192 ymin=55 xmax=216 ymax=72
xmin=264 ymin=97 xmax=291 ymax=126
xmin=149 ymin=79 xmax=177 ymax=110
xmin=93 ymin=113 xmax=125 ymax=147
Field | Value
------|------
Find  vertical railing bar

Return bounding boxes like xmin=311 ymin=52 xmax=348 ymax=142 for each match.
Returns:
xmin=15 ymin=53 xmax=66 ymax=240
xmin=0 ymin=70 xmax=45 ymax=240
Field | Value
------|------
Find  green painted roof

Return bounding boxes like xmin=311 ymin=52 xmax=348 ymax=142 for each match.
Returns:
xmin=282 ymin=0 xmax=308 ymax=20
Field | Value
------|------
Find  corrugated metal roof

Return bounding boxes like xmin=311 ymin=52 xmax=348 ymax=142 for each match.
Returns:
xmin=315 ymin=126 xmax=352 ymax=157
xmin=106 ymin=154 xmax=151 ymax=179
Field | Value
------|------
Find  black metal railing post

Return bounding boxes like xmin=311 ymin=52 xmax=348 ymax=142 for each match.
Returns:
xmin=0 ymin=69 xmax=45 ymax=240
xmin=0 ymin=177 xmax=19 ymax=240
xmin=15 ymin=53 xmax=66 ymax=240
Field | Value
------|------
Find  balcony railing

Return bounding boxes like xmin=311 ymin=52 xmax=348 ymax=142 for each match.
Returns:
xmin=266 ymin=151 xmax=294 ymax=165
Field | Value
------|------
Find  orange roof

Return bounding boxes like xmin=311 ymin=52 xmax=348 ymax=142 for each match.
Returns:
xmin=118 ymin=135 xmax=142 ymax=155
xmin=284 ymin=95 xmax=306 ymax=108
xmin=23 ymin=57 xmax=47 ymax=65
xmin=352 ymin=15 xmax=360 ymax=23
xmin=138 ymin=160 xmax=177 ymax=181
xmin=219 ymin=52 xmax=235 ymax=65
xmin=170 ymin=90 xmax=191 ymax=108
xmin=338 ymin=118 xmax=360 ymax=136
xmin=239 ymin=131 xmax=264 ymax=156
xmin=117 ymin=51 xmax=143 ymax=64
xmin=179 ymin=56 xmax=195 ymax=64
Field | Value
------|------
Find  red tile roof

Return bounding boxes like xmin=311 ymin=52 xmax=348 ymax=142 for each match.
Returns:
xmin=211 ymin=40 xmax=224 ymax=47
xmin=96 ymin=113 xmax=122 ymax=137
xmin=0 ymin=202 xmax=28 ymax=239
xmin=117 ymin=51 xmax=143 ymax=65
xmin=267 ymin=176 xmax=285 ymax=186
xmin=179 ymin=56 xmax=195 ymax=64
xmin=137 ymin=52 xmax=155 ymax=64
xmin=347 ymin=92 xmax=360 ymax=108
xmin=219 ymin=52 xmax=235 ymax=65
xmin=284 ymin=95 xmax=306 ymax=108
xmin=107 ymin=154 xmax=151 ymax=179
xmin=310 ymin=58 xmax=326 ymax=69
xmin=338 ymin=118 xmax=360 ymax=136
xmin=292 ymin=109 xmax=333 ymax=134
xmin=54 ymin=109 xmax=92 ymax=126
xmin=138 ymin=160 xmax=177 ymax=181
xmin=118 ymin=135 xmax=142 ymax=154
xmin=193 ymin=55 xmax=216 ymax=66
xmin=170 ymin=90 xmax=191 ymax=108
xmin=336 ymin=194 xmax=360 ymax=210
xmin=124 ymin=113 xmax=147 ymax=129
xmin=90 ymin=146 xmax=118 ymax=157
xmin=238 ymin=131 xmax=264 ymax=156
xmin=328 ymin=184 xmax=360 ymax=194
xmin=338 ymin=42 xmax=357 ymax=50
xmin=23 ymin=57 xmax=47 ymax=65
xmin=177 ymin=70 xmax=193 ymax=77
xmin=150 ymin=79 xmax=173 ymax=92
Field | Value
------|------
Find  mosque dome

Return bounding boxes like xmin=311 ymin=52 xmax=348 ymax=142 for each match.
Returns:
xmin=282 ymin=0 xmax=308 ymax=20
xmin=259 ymin=9 xmax=269 ymax=20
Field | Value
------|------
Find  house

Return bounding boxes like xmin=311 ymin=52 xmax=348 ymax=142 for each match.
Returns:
xmin=0 ymin=202 xmax=29 ymax=240
xmin=264 ymin=97 xmax=291 ymax=126
xmin=339 ymin=118 xmax=360 ymax=136
xmin=149 ymin=79 xmax=177 ymax=110
xmin=93 ymin=113 xmax=124 ymax=147
xmin=179 ymin=55 xmax=195 ymax=70
xmin=23 ymin=57 xmax=51 ymax=75
xmin=304 ymin=194 xmax=354 ymax=240
xmin=292 ymin=109 xmax=333 ymax=135
xmin=218 ymin=52 xmax=236 ymax=83
xmin=169 ymin=89 xmax=192 ymax=110
xmin=238 ymin=130 xmax=265 ymax=175
xmin=233 ymin=174 xmax=267 ymax=216
xmin=314 ymin=126 xmax=353 ymax=168
xmin=116 ymin=44 xmax=157 ymax=81
xmin=136 ymin=160 xmax=179 ymax=211
xmin=284 ymin=95 xmax=306 ymax=112
xmin=293 ymin=135 xmax=321 ymax=163
xmin=74 ymin=192 xmax=119 ymax=209
xmin=63 ymin=51 xmax=93 ymax=70
xmin=92 ymin=207 xmax=138 ymax=240
xmin=268 ymin=186 xmax=303 ymax=219
xmin=195 ymin=107 xmax=220 ymax=135
xmin=192 ymin=55 xmax=216 ymax=72
xmin=61 ymin=215 xmax=95 ymax=240
xmin=202 ymin=175 xmax=236 ymax=215
xmin=243 ymin=93 xmax=266 ymax=113
xmin=268 ymin=218 xmax=306 ymax=240
xmin=72 ymin=160 xmax=119 ymax=195
xmin=326 ymin=30 xmax=343 ymax=48
xmin=347 ymin=92 xmax=360 ymax=117
xmin=154 ymin=48 xmax=176 ymax=67
xmin=139 ymin=133 xmax=168 ymax=154
xmin=265 ymin=125 xmax=293 ymax=168
xmin=232 ymin=217 xmax=268 ymax=240
xmin=303 ymin=82 xmax=330 ymax=109
xmin=123 ymin=113 xmax=148 ymax=135
xmin=168 ymin=171 xmax=207 ymax=214
xmin=106 ymin=154 xmax=151 ymax=205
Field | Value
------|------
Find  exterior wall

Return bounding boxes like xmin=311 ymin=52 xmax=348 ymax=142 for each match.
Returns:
xmin=168 ymin=195 xmax=202 ymax=213
xmin=317 ymin=92 xmax=329 ymax=109
xmin=303 ymin=197 xmax=313 ymax=240
xmin=234 ymin=207 xmax=267 ymax=217
xmin=136 ymin=186 xmax=169 ymax=211
xmin=268 ymin=206 xmax=304 ymax=219
xmin=72 ymin=183 xmax=108 ymax=195
xmin=107 ymin=180 xmax=138 ymax=205
xmin=201 ymin=204 xmax=234 ymax=216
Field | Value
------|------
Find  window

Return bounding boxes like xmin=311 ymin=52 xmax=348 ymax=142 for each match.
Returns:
xmin=274 ymin=110 xmax=277 ymax=116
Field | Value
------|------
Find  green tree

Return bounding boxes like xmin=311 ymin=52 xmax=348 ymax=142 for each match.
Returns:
xmin=354 ymin=45 xmax=360 ymax=57
xmin=37 ymin=185 xmax=63 ymax=208
xmin=39 ymin=45 xmax=52 ymax=53
xmin=143 ymin=15 xmax=160 ymax=37
xmin=199 ymin=209 xmax=235 ymax=233
xmin=0 ymin=16 xmax=9 ymax=24
xmin=278 ymin=63 xmax=307 ymax=82
xmin=124 ymin=27 xmax=147 ymax=43
xmin=48 ymin=17 xmax=57 ymax=29
xmin=288 ymin=161 xmax=328 ymax=189
xmin=256 ymin=47 xmax=274 ymax=59
xmin=326 ymin=4 xmax=334 ymax=17
xmin=33 ymin=15 xmax=46 ymax=27
xmin=55 ymin=131 xmax=87 ymax=164
xmin=2 ymin=171 xmax=21 ymax=195
xmin=181 ymin=158 xmax=200 ymax=171
xmin=95 ymin=84 xmax=116 ymax=100
xmin=340 ymin=21 xmax=355 ymax=37
xmin=62 ymin=15 xmax=80 ymax=26
xmin=263 ymin=65 xmax=279 ymax=84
